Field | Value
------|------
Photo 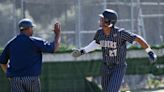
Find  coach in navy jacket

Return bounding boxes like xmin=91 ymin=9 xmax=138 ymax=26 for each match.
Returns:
xmin=0 ymin=18 xmax=61 ymax=92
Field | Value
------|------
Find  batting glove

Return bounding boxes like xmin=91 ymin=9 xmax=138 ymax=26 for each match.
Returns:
xmin=145 ymin=48 xmax=157 ymax=63
xmin=72 ymin=49 xmax=85 ymax=57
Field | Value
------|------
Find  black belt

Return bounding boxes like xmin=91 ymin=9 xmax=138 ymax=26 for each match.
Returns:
xmin=103 ymin=62 xmax=118 ymax=67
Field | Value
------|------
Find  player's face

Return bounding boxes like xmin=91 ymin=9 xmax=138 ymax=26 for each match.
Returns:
xmin=99 ymin=17 xmax=109 ymax=28
xmin=28 ymin=27 xmax=33 ymax=36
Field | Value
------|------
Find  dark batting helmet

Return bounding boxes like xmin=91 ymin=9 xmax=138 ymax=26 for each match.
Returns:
xmin=99 ymin=9 xmax=118 ymax=27
xmin=18 ymin=18 xmax=35 ymax=30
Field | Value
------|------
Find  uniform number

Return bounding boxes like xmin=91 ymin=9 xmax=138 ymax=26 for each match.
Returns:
xmin=109 ymin=49 xmax=117 ymax=56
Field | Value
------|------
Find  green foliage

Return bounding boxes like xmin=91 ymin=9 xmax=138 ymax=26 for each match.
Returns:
xmin=56 ymin=44 xmax=164 ymax=53
xmin=127 ymin=45 xmax=143 ymax=50
xmin=1 ymin=44 xmax=164 ymax=54
xmin=56 ymin=43 xmax=75 ymax=53
xmin=127 ymin=44 xmax=164 ymax=50
xmin=147 ymin=75 xmax=161 ymax=89
xmin=0 ymin=48 xmax=3 ymax=54
xmin=151 ymin=44 xmax=164 ymax=49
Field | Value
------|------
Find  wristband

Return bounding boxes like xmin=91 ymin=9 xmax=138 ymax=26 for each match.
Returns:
xmin=80 ymin=49 xmax=86 ymax=55
xmin=145 ymin=47 xmax=152 ymax=53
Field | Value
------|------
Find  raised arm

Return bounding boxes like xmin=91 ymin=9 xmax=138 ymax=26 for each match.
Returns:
xmin=52 ymin=22 xmax=61 ymax=52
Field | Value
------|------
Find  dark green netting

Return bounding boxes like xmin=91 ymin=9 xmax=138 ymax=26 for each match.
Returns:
xmin=0 ymin=57 xmax=164 ymax=92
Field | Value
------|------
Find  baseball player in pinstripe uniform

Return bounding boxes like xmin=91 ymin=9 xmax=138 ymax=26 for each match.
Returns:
xmin=72 ymin=9 xmax=157 ymax=92
xmin=0 ymin=18 xmax=61 ymax=92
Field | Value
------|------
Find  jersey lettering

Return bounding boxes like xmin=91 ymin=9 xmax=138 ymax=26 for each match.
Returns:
xmin=100 ymin=40 xmax=117 ymax=48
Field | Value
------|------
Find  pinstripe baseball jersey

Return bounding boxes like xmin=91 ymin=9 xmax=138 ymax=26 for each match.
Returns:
xmin=94 ymin=27 xmax=137 ymax=92
xmin=94 ymin=27 xmax=137 ymax=64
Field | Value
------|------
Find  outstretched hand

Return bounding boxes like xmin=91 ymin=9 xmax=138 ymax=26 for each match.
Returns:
xmin=72 ymin=49 xmax=85 ymax=57
xmin=52 ymin=22 xmax=61 ymax=52
xmin=53 ymin=22 xmax=61 ymax=35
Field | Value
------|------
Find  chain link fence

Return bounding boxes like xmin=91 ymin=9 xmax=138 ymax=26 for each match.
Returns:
xmin=0 ymin=0 xmax=164 ymax=91
xmin=0 ymin=0 xmax=164 ymax=48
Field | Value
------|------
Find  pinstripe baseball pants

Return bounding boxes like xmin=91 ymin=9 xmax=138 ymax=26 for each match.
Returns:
xmin=101 ymin=63 xmax=127 ymax=92
xmin=9 ymin=76 xmax=41 ymax=92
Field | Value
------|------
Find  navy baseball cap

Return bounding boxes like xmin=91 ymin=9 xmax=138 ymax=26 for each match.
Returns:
xmin=18 ymin=18 xmax=36 ymax=30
